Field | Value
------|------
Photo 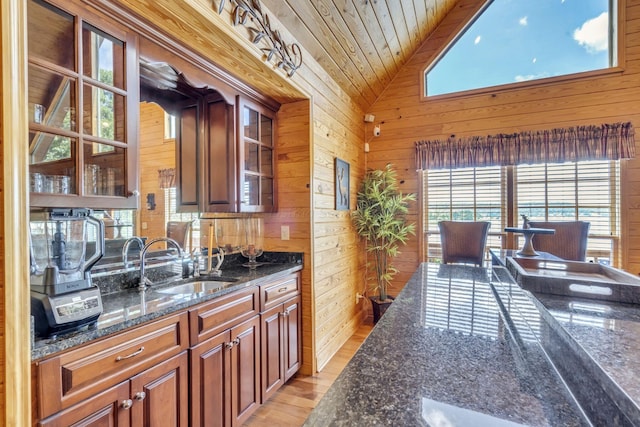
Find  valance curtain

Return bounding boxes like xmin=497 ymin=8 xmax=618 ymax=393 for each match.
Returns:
xmin=415 ymin=122 xmax=635 ymax=170
xmin=158 ymin=168 xmax=176 ymax=189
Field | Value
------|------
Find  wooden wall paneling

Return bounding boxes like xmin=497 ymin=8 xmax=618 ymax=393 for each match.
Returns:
xmin=263 ymin=99 xmax=314 ymax=374
xmin=138 ymin=102 xmax=175 ymax=245
xmin=332 ymin=0 xmax=394 ymax=88
xmin=367 ymin=0 xmax=640 ymax=277
xmin=1 ymin=0 xmax=31 ymax=425
xmin=260 ymin=0 xmax=375 ymax=107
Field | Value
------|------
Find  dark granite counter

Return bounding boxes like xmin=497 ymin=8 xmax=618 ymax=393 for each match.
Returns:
xmin=304 ymin=263 xmax=590 ymax=426
xmin=31 ymin=252 xmax=303 ymax=361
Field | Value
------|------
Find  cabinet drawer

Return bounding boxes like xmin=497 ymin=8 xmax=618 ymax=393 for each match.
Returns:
xmin=36 ymin=311 xmax=188 ymax=419
xmin=189 ymin=286 xmax=259 ymax=344
xmin=260 ymin=273 xmax=300 ymax=311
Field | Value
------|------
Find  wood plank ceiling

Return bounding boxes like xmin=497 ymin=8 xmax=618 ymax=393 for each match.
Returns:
xmin=260 ymin=0 xmax=461 ymax=110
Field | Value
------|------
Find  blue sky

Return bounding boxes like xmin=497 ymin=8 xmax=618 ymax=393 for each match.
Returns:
xmin=427 ymin=0 xmax=611 ymax=96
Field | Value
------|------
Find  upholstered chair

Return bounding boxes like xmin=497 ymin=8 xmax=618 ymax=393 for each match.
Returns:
xmin=528 ymin=220 xmax=590 ymax=261
xmin=438 ymin=221 xmax=491 ymax=266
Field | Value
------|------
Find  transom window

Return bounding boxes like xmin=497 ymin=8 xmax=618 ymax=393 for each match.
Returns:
xmin=423 ymin=160 xmax=620 ymax=265
xmin=425 ymin=0 xmax=618 ymax=97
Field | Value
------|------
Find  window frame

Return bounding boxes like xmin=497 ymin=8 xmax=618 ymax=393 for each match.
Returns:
xmin=422 ymin=160 xmax=620 ymax=266
xmin=420 ymin=0 xmax=625 ymax=101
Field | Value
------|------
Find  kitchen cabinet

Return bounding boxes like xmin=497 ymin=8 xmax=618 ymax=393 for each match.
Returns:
xmin=175 ymin=93 xmax=237 ymax=213
xmin=34 ymin=312 xmax=188 ymax=425
xmin=38 ymin=352 xmax=189 ymax=427
xmin=238 ymin=97 xmax=277 ymax=213
xmin=33 ymin=271 xmax=301 ymax=427
xmin=27 ymin=0 xmax=139 ymax=209
xmin=189 ymin=287 xmax=261 ymax=427
xmin=37 ymin=381 xmax=131 ymax=427
xmin=259 ymin=273 xmax=301 ymax=401
xmin=175 ymin=94 xmax=277 ymax=213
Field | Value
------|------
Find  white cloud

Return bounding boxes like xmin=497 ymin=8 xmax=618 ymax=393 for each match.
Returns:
xmin=474 ymin=35 xmax=481 ymax=45
xmin=515 ymin=72 xmax=550 ymax=82
xmin=519 ymin=16 xmax=528 ymax=26
xmin=573 ymin=12 xmax=609 ymax=53
xmin=532 ymin=57 xmax=537 ymax=64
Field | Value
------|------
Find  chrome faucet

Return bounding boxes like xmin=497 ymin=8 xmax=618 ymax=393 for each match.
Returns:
xmin=122 ymin=236 xmax=144 ymax=268
xmin=139 ymin=237 xmax=182 ymax=290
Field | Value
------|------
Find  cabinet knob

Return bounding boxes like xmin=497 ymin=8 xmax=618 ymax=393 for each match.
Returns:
xmin=225 ymin=342 xmax=234 ymax=350
xmin=121 ymin=399 xmax=133 ymax=410
xmin=134 ymin=391 xmax=146 ymax=401
xmin=128 ymin=190 xmax=140 ymax=197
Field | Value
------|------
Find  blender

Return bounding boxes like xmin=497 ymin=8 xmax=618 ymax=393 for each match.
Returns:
xmin=30 ymin=208 xmax=105 ymax=338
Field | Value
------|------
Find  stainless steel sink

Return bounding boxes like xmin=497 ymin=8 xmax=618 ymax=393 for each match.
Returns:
xmin=155 ymin=281 xmax=237 ymax=295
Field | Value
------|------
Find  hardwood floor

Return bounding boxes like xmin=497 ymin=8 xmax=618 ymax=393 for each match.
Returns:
xmin=244 ymin=322 xmax=374 ymax=426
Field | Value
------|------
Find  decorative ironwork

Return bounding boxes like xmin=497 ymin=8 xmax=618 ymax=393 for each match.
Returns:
xmin=216 ymin=0 xmax=302 ymax=77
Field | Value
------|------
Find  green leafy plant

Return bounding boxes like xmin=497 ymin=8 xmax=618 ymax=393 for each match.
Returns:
xmin=352 ymin=164 xmax=416 ymax=302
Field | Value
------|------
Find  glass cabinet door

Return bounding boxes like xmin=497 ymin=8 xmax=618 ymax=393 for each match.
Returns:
xmin=27 ymin=0 xmax=137 ymax=208
xmin=239 ymin=100 xmax=276 ymax=212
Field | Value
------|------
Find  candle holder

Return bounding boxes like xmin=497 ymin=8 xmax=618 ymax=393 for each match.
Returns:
xmin=240 ymin=217 xmax=264 ymax=269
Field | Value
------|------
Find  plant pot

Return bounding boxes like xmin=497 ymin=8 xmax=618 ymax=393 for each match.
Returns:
xmin=369 ymin=296 xmax=395 ymax=324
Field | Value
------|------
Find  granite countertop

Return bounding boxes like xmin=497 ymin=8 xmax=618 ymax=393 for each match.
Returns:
xmin=304 ymin=263 xmax=590 ymax=426
xmin=32 ymin=254 xmax=303 ymax=361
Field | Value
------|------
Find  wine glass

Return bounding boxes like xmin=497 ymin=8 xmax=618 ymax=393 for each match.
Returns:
xmin=240 ymin=217 xmax=264 ymax=269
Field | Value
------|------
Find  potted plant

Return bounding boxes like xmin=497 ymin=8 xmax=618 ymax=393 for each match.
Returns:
xmin=352 ymin=163 xmax=416 ymax=323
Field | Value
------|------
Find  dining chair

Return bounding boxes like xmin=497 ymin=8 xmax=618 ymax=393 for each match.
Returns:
xmin=166 ymin=220 xmax=193 ymax=252
xmin=527 ymin=220 xmax=590 ymax=261
xmin=438 ymin=221 xmax=491 ymax=266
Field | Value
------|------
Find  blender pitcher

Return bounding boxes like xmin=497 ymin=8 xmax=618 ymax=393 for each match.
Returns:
xmin=29 ymin=208 xmax=105 ymax=294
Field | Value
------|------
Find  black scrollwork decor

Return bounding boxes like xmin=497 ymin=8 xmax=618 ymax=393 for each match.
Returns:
xmin=216 ymin=0 xmax=302 ymax=77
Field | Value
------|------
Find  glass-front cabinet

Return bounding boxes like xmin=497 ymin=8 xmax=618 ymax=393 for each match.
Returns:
xmin=27 ymin=0 xmax=138 ymax=208
xmin=238 ymin=98 xmax=276 ymax=213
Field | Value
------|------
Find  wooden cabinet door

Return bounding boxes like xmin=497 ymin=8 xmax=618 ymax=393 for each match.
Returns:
xmin=129 ymin=351 xmax=189 ymax=427
xmin=38 ymin=381 xmax=131 ymax=427
xmin=260 ymin=304 xmax=284 ymax=402
xmin=176 ymin=99 xmax=200 ymax=212
xmin=190 ymin=330 xmax=232 ymax=427
xmin=283 ymin=295 xmax=302 ymax=381
xmin=28 ymin=0 xmax=139 ymax=209
xmin=237 ymin=97 xmax=277 ymax=213
xmin=201 ymin=96 xmax=237 ymax=213
xmin=231 ymin=315 xmax=261 ymax=426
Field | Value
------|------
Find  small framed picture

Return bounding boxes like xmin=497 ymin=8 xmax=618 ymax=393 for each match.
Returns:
xmin=335 ymin=158 xmax=350 ymax=210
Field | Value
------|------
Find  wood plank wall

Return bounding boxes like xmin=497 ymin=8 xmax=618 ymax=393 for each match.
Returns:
xmin=138 ymin=102 xmax=174 ymax=245
xmin=262 ymin=100 xmax=313 ymax=374
xmin=366 ymin=0 xmax=640 ymax=285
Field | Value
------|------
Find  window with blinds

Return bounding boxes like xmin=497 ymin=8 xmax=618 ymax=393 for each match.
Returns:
xmin=164 ymin=187 xmax=201 ymax=248
xmin=516 ymin=160 xmax=619 ymax=264
xmin=424 ymin=166 xmax=504 ymax=262
xmin=423 ymin=160 xmax=619 ymax=265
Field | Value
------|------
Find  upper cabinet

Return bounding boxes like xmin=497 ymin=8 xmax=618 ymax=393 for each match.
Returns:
xmin=170 ymin=85 xmax=278 ymax=214
xmin=173 ymin=92 xmax=237 ymax=214
xmin=28 ymin=0 xmax=139 ymax=209
xmin=238 ymin=98 xmax=276 ymax=213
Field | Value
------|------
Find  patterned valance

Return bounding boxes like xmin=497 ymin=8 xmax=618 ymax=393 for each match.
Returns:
xmin=158 ymin=168 xmax=175 ymax=189
xmin=415 ymin=122 xmax=635 ymax=170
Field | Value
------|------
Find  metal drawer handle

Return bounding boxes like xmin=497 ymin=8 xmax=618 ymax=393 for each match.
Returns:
xmin=278 ymin=287 xmax=288 ymax=293
xmin=116 ymin=346 xmax=145 ymax=362
xmin=121 ymin=399 xmax=133 ymax=410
